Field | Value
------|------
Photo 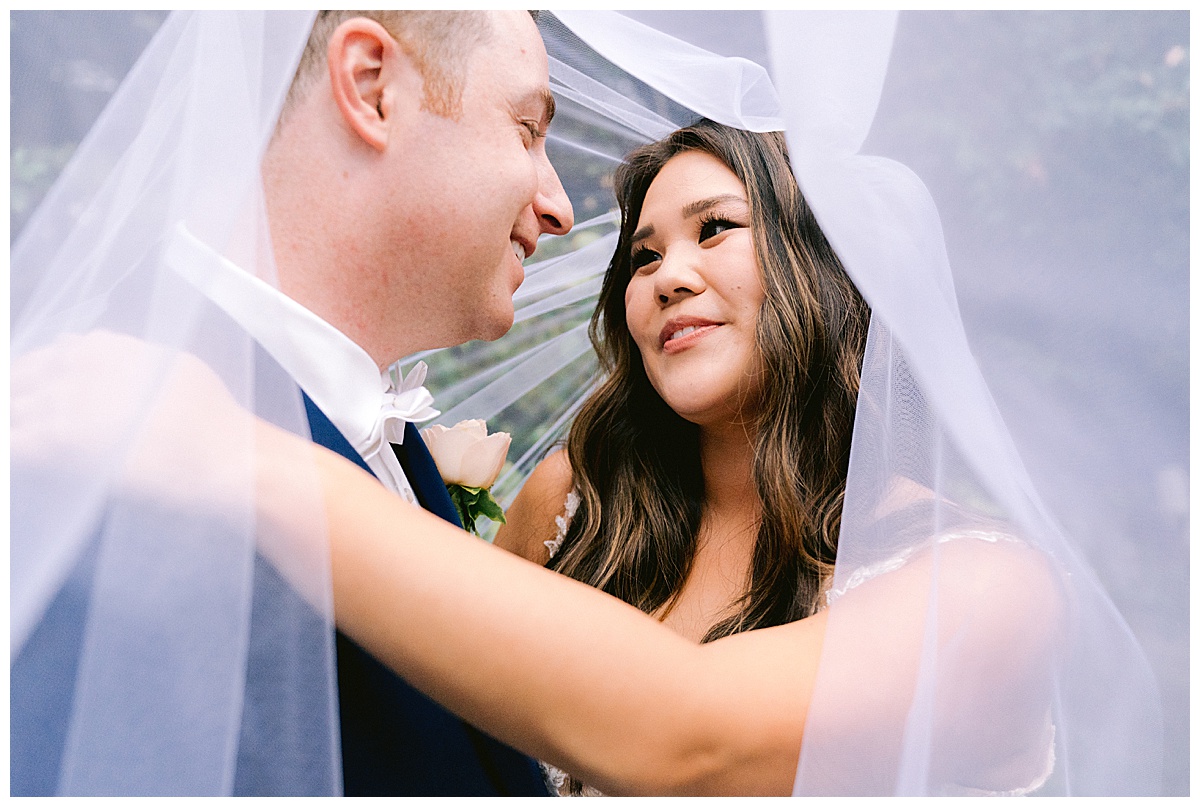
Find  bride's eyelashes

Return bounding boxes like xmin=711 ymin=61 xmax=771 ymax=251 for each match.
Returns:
xmin=630 ymin=213 xmax=747 ymax=275
xmin=631 ymin=245 xmax=660 ymax=273
xmin=697 ymin=212 xmax=744 ymax=242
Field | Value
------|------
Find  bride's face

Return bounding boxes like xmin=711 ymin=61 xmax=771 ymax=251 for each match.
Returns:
xmin=624 ymin=150 xmax=766 ymax=428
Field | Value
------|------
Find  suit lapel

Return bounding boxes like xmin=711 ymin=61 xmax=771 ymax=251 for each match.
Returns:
xmin=303 ymin=393 xmax=459 ymax=528
xmin=391 ymin=422 xmax=462 ymax=528
xmin=302 ymin=393 xmax=373 ymax=476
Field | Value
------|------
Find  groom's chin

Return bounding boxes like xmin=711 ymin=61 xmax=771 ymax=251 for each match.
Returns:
xmin=477 ymin=306 xmax=516 ymax=342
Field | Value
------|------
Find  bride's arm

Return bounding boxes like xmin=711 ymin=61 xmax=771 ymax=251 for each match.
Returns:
xmin=293 ymin=443 xmax=818 ymax=796
xmin=13 ymin=331 xmax=803 ymax=794
xmin=492 ymin=449 xmax=570 ymax=563
xmin=264 ymin=437 xmax=1063 ymax=796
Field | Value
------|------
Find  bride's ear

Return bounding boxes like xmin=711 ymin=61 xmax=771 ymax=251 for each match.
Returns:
xmin=326 ymin=18 xmax=421 ymax=152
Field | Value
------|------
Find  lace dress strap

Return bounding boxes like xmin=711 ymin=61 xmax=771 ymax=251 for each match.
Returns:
xmin=822 ymin=528 xmax=1028 ymax=608
xmin=544 ymin=490 xmax=580 ymax=560
xmin=539 ymin=760 xmax=605 ymax=797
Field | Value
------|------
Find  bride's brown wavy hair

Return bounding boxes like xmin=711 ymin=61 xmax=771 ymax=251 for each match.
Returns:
xmin=549 ymin=119 xmax=870 ymax=641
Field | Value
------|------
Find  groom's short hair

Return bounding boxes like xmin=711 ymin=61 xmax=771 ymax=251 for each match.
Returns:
xmin=284 ymin=10 xmax=494 ymax=120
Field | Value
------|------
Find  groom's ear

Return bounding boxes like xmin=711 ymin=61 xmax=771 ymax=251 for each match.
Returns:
xmin=326 ymin=18 xmax=421 ymax=152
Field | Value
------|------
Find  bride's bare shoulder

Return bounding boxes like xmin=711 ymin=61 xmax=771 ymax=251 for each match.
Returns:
xmin=492 ymin=449 xmax=574 ymax=564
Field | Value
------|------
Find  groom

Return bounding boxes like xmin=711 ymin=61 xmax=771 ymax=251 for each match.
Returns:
xmin=251 ymin=10 xmax=573 ymax=795
xmin=12 ymin=10 xmax=572 ymax=797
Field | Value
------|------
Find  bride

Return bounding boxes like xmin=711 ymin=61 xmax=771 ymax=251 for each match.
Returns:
xmin=492 ymin=117 xmax=1053 ymax=795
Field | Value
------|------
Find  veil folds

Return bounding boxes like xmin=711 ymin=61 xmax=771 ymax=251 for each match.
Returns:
xmin=11 ymin=10 xmax=1184 ymax=795
xmin=429 ymin=11 xmax=1183 ymax=795
xmin=11 ymin=12 xmax=339 ymax=794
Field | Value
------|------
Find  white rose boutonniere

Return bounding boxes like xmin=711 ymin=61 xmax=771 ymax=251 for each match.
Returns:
xmin=420 ymin=419 xmax=511 ymax=536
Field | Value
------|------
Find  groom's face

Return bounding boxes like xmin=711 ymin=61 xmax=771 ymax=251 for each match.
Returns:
xmin=384 ymin=11 xmax=574 ymax=350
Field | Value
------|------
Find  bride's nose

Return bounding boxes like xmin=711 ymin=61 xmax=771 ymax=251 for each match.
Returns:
xmin=654 ymin=249 xmax=706 ymax=307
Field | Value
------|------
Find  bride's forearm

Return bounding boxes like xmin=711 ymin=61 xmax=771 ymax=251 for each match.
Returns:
xmin=305 ymin=445 xmax=809 ymax=796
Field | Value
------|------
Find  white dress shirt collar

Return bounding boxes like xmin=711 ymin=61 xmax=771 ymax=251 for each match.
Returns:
xmin=164 ymin=223 xmax=437 ymax=501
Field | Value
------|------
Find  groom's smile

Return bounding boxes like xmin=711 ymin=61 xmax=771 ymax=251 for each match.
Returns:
xmin=380 ymin=11 xmax=572 ymax=352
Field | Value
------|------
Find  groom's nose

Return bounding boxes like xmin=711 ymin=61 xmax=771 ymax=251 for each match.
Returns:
xmin=533 ymin=154 xmax=574 ymax=237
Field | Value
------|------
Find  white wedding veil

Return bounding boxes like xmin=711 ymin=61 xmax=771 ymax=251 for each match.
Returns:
xmin=430 ymin=12 xmax=1183 ymax=792
xmin=12 ymin=11 xmax=339 ymax=795
xmin=11 ymin=10 xmax=1185 ymax=795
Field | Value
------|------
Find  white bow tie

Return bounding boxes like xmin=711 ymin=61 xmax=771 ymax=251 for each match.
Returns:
xmin=363 ymin=361 xmax=440 ymax=460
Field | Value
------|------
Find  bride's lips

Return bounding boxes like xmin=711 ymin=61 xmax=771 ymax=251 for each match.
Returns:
xmin=659 ymin=316 xmax=722 ymax=354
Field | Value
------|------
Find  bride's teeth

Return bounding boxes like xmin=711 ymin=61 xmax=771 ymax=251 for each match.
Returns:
xmin=512 ymin=241 xmax=526 ymax=261
xmin=671 ymin=326 xmax=697 ymax=340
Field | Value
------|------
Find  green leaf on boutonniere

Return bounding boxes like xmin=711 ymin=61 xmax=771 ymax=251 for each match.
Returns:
xmin=447 ymin=483 xmax=507 ymax=537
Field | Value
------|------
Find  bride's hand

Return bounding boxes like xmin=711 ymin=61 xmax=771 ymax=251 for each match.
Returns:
xmin=12 ymin=328 xmax=366 ymax=612
xmin=12 ymin=329 xmax=261 ymax=517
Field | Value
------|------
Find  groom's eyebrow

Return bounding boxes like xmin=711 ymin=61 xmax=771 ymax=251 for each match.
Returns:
xmin=539 ymin=88 xmax=556 ymax=126
xmin=513 ymin=88 xmax=554 ymax=124
xmin=514 ymin=88 xmax=556 ymax=128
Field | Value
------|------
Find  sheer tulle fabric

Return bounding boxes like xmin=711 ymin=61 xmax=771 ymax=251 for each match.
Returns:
xmin=11 ymin=12 xmax=340 ymax=795
xmin=431 ymin=11 xmax=1171 ymax=795
xmin=11 ymin=10 xmax=1178 ymax=795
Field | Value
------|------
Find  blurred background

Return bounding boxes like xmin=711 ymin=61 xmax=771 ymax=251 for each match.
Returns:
xmin=11 ymin=11 xmax=1187 ymax=794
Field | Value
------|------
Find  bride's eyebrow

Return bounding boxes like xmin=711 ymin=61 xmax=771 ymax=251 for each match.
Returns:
xmin=682 ymin=193 xmax=747 ymax=218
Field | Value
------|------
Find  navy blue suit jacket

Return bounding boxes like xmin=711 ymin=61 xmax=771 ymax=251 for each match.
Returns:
xmin=302 ymin=395 xmax=550 ymax=796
